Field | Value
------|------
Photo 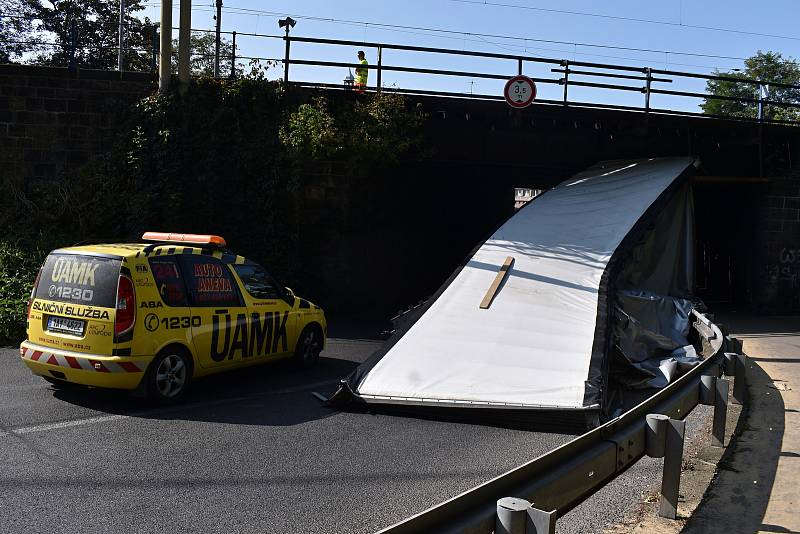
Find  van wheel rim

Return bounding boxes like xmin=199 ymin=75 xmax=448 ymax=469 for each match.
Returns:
xmin=155 ymin=355 xmax=186 ymax=398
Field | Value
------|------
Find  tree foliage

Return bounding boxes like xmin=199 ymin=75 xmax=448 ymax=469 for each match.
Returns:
xmin=280 ymin=92 xmax=426 ymax=171
xmin=0 ymin=0 xmax=40 ymax=63
xmin=169 ymin=31 xmax=243 ymax=77
xmin=702 ymin=51 xmax=800 ymax=122
xmin=33 ymin=0 xmax=155 ymax=70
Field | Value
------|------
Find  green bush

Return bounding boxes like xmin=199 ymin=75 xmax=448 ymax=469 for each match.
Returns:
xmin=0 ymin=76 xmax=427 ymax=339
xmin=0 ymin=241 xmax=44 ymax=345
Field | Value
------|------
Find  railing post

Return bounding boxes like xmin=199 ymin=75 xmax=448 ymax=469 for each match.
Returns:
xmin=118 ymin=0 xmax=125 ymax=71
xmin=283 ymin=30 xmax=291 ymax=82
xmin=645 ymin=67 xmax=652 ymax=112
xmin=646 ymin=414 xmax=686 ymax=520
xmin=229 ymin=30 xmax=237 ymax=78
xmin=377 ymin=46 xmax=382 ymax=91
xmin=150 ymin=26 xmax=159 ymax=73
xmin=562 ymin=60 xmax=569 ymax=105
xmin=68 ymin=19 xmax=77 ymax=72
xmin=700 ymin=374 xmax=730 ymax=448
xmin=517 ymin=58 xmax=523 ymax=76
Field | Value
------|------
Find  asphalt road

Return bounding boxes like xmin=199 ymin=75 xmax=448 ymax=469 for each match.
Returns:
xmin=0 ymin=336 xmax=711 ymax=534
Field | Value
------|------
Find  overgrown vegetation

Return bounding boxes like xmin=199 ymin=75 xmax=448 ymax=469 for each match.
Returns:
xmin=0 ymin=241 xmax=44 ymax=344
xmin=0 ymin=75 xmax=426 ymax=344
xmin=702 ymin=51 xmax=800 ymax=122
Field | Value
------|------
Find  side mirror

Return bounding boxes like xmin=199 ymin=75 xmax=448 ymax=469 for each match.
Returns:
xmin=283 ymin=287 xmax=296 ymax=306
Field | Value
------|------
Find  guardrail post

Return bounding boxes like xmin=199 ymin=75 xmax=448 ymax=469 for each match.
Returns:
xmin=644 ymin=67 xmax=652 ymax=112
xmin=377 ymin=46 xmax=383 ymax=91
xmin=528 ymin=506 xmax=556 ymax=534
xmin=733 ymin=353 xmax=748 ymax=405
xmin=562 ymin=60 xmax=569 ymax=105
xmin=700 ymin=374 xmax=730 ymax=447
xmin=646 ymin=414 xmax=686 ymax=519
xmin=496 ymin=498 xmax=556 ymax=534
xmin=724 ymin=350 xmax=748 ymax=405
xmin=497 ymin=497 xmax=528 ymax=534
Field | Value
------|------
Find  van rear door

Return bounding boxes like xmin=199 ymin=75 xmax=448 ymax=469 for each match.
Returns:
xmin=27 ymin=252 xmax=121 ymax=356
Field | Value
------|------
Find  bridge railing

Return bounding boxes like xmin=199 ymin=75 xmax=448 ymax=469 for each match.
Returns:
xmin=3 ymin=16 xmax=799 ymax=125
xmin=282 ymin=35 xmax=800 ymax=125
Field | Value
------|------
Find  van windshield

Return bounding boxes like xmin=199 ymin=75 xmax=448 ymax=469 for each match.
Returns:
xmin=34 ymin=253 xmax=121 ymax=309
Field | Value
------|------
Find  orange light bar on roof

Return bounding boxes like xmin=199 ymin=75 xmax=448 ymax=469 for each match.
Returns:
xmin=142 ymin=232 xmax=227 ymax=247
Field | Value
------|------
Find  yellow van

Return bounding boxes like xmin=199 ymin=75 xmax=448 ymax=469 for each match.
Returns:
xmin=20 ymin=232 xmax=327 ymax=402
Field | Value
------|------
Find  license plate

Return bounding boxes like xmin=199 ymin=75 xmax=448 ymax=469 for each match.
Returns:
xmin=47 ymin=316 xmax=85 ymax=336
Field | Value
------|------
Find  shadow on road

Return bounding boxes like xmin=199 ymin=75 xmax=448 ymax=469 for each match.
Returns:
xmin=50 ymin=355 xmax=359 ymax=428
xmin=682 ymin=359 xmax=784 ymax=534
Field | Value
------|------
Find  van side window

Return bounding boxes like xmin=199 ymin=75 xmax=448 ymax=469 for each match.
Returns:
xmin=233 ymin=263 xmax=283 ymax=300
xmin=148 ymin=258 xmax=189 ymax=307
xmin=179 ymin=255 xmax=242 ymax=307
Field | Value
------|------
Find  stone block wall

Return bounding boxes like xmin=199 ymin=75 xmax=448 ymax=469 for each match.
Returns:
xmin=754 ymin=167 xmax=800 ymax=314
xmin=0 ymin=65 xmax=154 ymax=185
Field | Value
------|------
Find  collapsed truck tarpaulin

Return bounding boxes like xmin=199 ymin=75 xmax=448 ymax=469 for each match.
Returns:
xmin=329 ymin=157 xmax=697 ymax=414
xmin=613 ymin=291 xmax=699 ymax=389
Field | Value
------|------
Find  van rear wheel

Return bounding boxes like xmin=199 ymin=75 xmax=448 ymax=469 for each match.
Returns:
xmin=148 ymin=349 xmax=191 ymax=403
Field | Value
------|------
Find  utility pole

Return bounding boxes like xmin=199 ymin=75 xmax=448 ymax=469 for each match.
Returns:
xmin=213 ymin=0 xmax=222 ymax=78
xmin=117 ymin=0 xmax=125 ymax=71
xmin=178 ymin=0 xmax=192 ymax=88
xmin=158 ymin=0 xmax=172 ymax=92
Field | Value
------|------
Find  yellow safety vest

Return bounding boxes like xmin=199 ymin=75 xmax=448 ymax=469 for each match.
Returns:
xmin=356 ymin=59 xmax=368 ymax=85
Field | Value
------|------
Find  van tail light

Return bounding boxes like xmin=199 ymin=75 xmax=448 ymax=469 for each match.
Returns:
xmin=27 ymin=267 xmax=42 ymax=319
xmin=115 ymin=275 xmax=136 ymax=335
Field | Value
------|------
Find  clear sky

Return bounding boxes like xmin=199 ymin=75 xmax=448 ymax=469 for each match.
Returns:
xmin=138 ymin=0 xmax=799 ymax=110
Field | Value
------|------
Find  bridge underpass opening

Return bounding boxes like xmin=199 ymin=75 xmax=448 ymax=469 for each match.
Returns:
xmin=693 ymin=177 xmax=765 ymax=311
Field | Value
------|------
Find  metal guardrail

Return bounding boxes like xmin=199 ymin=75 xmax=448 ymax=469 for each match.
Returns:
xmin=282 ymin=35 xmax=800 ymax=125
xmin=372 ymin=310 xmax=742 ymax=533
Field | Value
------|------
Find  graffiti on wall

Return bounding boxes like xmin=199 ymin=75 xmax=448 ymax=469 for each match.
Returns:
xmin=767 ymin=247 xmax=800 ymax=289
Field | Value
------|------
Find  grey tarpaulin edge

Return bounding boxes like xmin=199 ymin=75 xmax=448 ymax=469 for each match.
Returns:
xmin=326 ymin=184 xmax=557 ymax=408
xmin=582 ymin=159 xmax=696 ymax=414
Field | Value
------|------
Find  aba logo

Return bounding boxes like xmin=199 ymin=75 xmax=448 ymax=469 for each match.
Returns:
xmin=144 ymin=313 xmax=160 ymax=332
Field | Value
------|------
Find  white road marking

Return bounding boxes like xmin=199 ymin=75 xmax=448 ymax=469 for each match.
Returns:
xmin=5 ymin=379 xmax=338 ymax=437
xmin=13 ymin=414 xmax=129 ymax=434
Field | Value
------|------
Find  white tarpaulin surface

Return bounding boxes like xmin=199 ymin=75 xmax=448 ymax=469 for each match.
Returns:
xmin=356 ymin=158 xmax=694 ymax=409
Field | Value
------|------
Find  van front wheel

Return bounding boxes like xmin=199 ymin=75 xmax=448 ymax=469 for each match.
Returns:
xmin=293 ymin=326 xmax=322 ymax=369
xmin=148 ymin=350 xmax=191 ymax=403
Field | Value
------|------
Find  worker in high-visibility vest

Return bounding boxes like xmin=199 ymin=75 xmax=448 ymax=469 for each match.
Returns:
xmin=355 ymin=50 xmax=368 ymax=93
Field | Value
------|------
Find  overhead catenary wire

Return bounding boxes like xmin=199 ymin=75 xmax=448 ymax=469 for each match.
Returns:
xmin=3 ymin=8 xmax=751 ymax=72
xmin=447 ymin=0 xmax=800 ymax=42
xmin=168 ymin=5 xmax=755 ymax=62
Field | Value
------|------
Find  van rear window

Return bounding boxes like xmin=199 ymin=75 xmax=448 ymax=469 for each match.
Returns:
xmin=34 ymin=253 xmax=121 ymax=309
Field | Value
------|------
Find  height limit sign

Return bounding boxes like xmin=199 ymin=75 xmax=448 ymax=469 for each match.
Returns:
xmin=504 ymin=75 xmax=536 ymax=108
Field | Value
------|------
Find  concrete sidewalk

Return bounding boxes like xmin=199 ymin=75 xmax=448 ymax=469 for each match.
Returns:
xmin=684 ymin=313 xmax=800 ymax=534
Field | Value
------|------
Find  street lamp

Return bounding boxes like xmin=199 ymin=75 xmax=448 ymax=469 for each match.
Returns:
xmin=278 ymin=17 xmax=296 ymax=30
xmin=279 ymin=17 xmax=296 ymax=81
